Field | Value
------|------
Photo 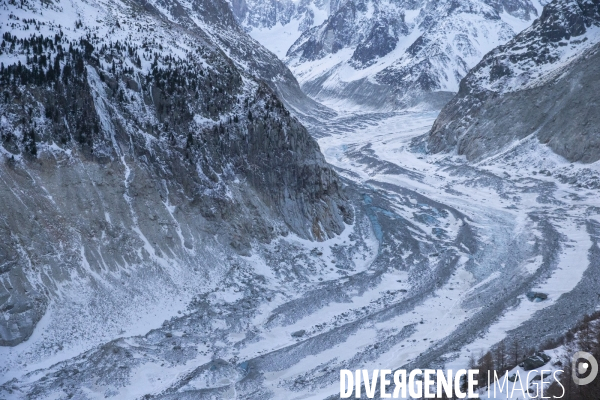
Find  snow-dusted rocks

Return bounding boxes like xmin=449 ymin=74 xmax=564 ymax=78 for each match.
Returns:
xmin=230 ymin=0 xmax=331 ymax=59
xmin=232 ymin=0 xmax=330 ymax=33
xmin=428 ymin=0 xmax=600 ymax=162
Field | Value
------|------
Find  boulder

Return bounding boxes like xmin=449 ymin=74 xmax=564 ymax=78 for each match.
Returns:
xmin=291 ymin=330 xmax=306 ymax=338
xmin=526 ymin=292 xmax=548 ymax=302
xmin=520 ymin=352 xmax=551 ymax=371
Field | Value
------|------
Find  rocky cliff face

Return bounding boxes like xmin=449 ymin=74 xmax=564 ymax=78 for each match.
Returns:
xmin=0 ymin=0 xmax=351 ymax=347
xmin=227 ymin=0 xmax=332 ymax=66
xmin=232 ymin=0 xmax=331 ymax=32
xmin=285 ymin=0 xmax=545 ymax=109
xmin=427 ymin=0 xmax=600 ymax=162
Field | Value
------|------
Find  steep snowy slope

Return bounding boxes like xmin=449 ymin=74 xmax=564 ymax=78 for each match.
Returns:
xmin=230 ymin=0 xmax=331 ymax=58
xmin=285 ymin=0 xmax=545 ymax=109
xmin=152 ymin=0 xmax=331 ymax=117
xmin=428 ymin=0 xmax=600 ymax=162
xmin=0 ymin=0 xmax=351 ymax=350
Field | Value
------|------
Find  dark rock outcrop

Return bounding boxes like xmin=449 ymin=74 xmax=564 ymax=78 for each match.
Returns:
xmin=520 ymin=352 xmax=552 ymax=370
xmin=527 ymin=291 xmax=549 ymax=301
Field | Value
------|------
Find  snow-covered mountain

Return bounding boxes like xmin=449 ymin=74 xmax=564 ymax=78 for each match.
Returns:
xmin=0 ymin=0 xmax=350 ymax=352
xmin=281 ymin=0 xmax=546 ymax=109
xmin=230 ymin=0 xmax=331 ymax=58
xmin=230 ymin=0 xmax=549 ymax=110
xmin=232 ymin=0 xmax=330 ymax=31
xmin=428 ymin=0 xmax=600 ymax=162
xmin=2 ymin=0 xmax=600 ymax=398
